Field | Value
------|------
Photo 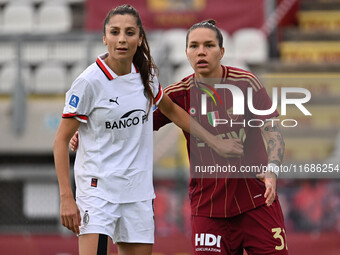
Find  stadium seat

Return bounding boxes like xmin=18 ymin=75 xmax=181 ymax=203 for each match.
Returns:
xmin=67 ymin=62 xmax=86 ymax=87
xmin=0 ymin=62 xmax=31 ymax=95
xmin=89 ymin=41 xmax=106 ymax=61
xmin=284 ymin=138 xmax=333 ymax=162
xmin=172 ymin=62 xmax=194 ymax=84
xmin=0 ymin=42 xmax=16 ymax=64
xmin=163 ymin=29 xmax=188 ymax=66
xmin=34 ymin=61 xmax=67 ymax=94
xmin=36 ymin=3 xmax=72 ymax=34
xmin=23 ymin=183 xmax=59 ymax=218
xmin=220 ymin=29 xmax=235 ymax=59
xmin=51 ymin=40 xmax=86 ymax=64
xmin=232 ymin=28 xmax=268 ymax=64
xmin=22 ymin=41 xmax=49 ymax=65
xmin=2 ymin=2 xmax=35 ymax=34
xmin=221 ymin=57 xmax=250 ymax=71
xmin=325 ymin=131 xmax=340 ymax=165
xmin=0 ymin=9 xmax=2 ymax=32
xmin=147 ymin=30 xmax=167 ymax=65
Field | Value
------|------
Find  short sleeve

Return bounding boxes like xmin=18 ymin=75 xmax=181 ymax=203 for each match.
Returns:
xmin=62 ymin=78 xmax=93 ymax=123
xmin=150 ymin=75 xmax=163 ymax=106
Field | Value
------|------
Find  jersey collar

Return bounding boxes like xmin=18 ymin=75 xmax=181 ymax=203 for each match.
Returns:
xmin=96 ymin=53 xmax=139 ymax=81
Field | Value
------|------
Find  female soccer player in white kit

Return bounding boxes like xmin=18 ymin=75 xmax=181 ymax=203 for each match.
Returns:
xmin=53 ymin=5 xmax=234 ymax=255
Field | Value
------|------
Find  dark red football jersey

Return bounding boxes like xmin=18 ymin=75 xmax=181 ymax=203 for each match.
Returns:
xmin=154 ymin=66 xmax=279 ymax=218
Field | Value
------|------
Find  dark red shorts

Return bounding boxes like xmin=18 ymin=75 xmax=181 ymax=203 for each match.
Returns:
xmin=191 ymin=200 xmax=288 ymax=255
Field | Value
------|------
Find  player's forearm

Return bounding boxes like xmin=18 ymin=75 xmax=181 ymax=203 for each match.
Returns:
xmin=158 ymin=94 xmax=219 ymax=147
xmin=53 ymin=139 xmax=74 ymax=198
xmin=261 ymin=121 xmax=285 ymax=166
xmin=157 ymin=95 xmax=244 ymax=157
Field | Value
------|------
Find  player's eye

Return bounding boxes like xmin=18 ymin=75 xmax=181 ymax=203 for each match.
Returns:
xmin=126 ymin=31 xmax=135 ymax=36
xmin=111 ymin=30 xmax=119 ymax=35
xmin=189 ymin=44 xmax=198 ymax=48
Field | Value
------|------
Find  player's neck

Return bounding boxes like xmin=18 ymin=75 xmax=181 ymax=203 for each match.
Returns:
xmin=104 ymin=56 xmax=132 ymax=76
xmin=195 ymin=64 xmax=223 ymax=85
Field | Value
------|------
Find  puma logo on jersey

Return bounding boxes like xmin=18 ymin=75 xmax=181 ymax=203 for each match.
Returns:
xmin=109 ymin=97 xmax=119 ymax=105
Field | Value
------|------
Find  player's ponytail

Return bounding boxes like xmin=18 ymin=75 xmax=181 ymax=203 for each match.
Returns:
xmin=103 ymin=5 xmax=157 ymax=110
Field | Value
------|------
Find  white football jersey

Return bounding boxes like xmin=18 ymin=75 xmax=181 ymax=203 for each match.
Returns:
xmin=62 ymin=53 xmax=163 ymax=203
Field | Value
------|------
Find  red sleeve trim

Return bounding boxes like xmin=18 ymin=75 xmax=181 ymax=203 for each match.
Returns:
xmin=153 ymin=84 xmax=163 ymax=104
xmin=62 ymin=113 xmax=88 ymax=121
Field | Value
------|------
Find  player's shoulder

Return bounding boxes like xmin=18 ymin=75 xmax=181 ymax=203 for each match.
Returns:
xmin=225 ymin=65 xmax=264 ymax=91
xmin=163 ymin=74 xmax=195 ymax=95
xmin=75 ymin=62 xmax=102 ymax=83
xmin=68 ymin=63 xmax=102 ymax=95
xmin=225 ymin=65 xmax=254 ymax=76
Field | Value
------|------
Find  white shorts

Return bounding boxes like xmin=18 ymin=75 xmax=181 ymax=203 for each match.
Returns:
xmin=76 ymin=196 xmax=154 ymax=244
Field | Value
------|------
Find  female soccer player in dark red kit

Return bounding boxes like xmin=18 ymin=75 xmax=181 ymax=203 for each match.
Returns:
xmin=154 ymin=20 xmax=287 ymax=255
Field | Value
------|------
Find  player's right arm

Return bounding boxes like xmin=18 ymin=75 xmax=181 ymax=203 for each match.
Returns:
xmin=53 ymin=118 xmax=81 ymax=234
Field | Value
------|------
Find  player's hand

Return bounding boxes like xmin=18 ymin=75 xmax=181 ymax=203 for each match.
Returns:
xmin=256 ymin=171 xmax=277 ymax=206
xmin=210 ymin=138 xmax=244 ymax=158
xmin=60 ymin=194 xmax=81 ymax=234
xmin=69 ymin=131 xmax=79 ymax=152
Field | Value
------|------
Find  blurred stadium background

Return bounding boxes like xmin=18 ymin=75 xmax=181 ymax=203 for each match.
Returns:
xmin=0 ymin=0 xmax=340 ymax=254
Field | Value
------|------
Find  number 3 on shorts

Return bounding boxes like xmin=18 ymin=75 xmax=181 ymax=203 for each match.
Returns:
xmin=272 ymin=227 xmax=288 ymax=251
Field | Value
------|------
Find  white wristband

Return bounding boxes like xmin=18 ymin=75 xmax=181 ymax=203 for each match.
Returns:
xmin=267 ymin=163 xmax=279 ymax=177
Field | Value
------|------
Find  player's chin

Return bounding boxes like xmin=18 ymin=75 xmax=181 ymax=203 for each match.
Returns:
xmin=196 ymin=68 xmax=211 ymax=76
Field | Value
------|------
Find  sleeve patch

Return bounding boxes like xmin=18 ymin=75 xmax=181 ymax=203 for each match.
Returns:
xmin=69 ymin=95 xmax=79 ymax=108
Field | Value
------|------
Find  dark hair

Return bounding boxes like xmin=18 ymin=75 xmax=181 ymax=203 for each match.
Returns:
xmin=186 ymin=19 xmax=223 ymax=49
xmin=103 ymin=5 xmax=157 ymax=110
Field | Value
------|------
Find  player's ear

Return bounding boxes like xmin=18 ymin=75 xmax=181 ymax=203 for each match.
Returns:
xmin=220 ymin=47 xmax=225 ymax=60
xmin=138 ymin=34 xmax=143 ymax=47
xmin=103 ymin=35 xmax=107 ymax=46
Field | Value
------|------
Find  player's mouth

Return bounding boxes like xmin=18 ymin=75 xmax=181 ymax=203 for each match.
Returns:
xmin=116 ymin=47 xmax=128 ymax=53
xmin=197 ymin=59 xmax=208 ymax=68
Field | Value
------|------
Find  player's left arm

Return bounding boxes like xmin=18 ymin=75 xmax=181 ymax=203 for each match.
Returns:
xmin=157 ymin=93 xmax=243 ymax=158
xmin=257 ymin=119 xmax=285 ymax=206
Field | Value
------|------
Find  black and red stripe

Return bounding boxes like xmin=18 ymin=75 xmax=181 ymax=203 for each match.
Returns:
xmin=62 ymin=113 xmax=88 ymax=121
xmin=96 ymin=58 xmax=114 ymax=80
xmin=153 ymin=84 xmax=163 ymax=104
